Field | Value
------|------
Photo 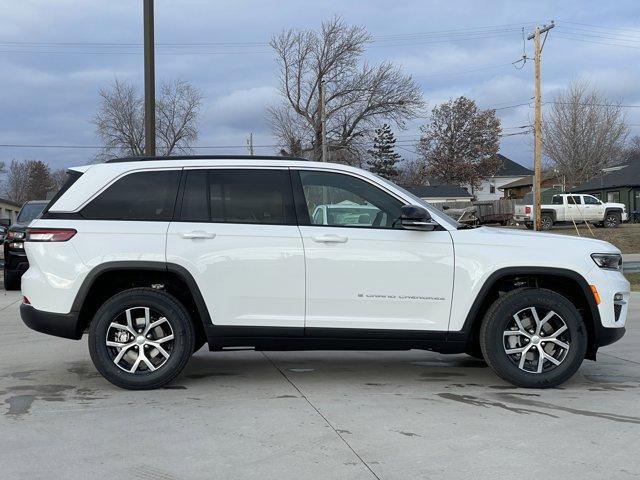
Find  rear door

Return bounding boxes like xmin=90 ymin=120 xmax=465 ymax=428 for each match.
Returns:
xmin=166 ymin=168 xmax=305 ymax=329
xmin=566 ymin=195 xmax=583 ymax=221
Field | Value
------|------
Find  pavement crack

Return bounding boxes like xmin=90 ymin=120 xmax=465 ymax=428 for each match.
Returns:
xmin=261 ymin=352 xmax=381 ymax=480
xmin=599 ymin=352 xmax=640 ymax=366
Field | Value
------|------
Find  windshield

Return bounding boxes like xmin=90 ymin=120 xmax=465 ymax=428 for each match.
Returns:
xmin=17 ymin=202 xmax=46 ymax=224
xmin=373 ymin=175 xmax=462 ymax=229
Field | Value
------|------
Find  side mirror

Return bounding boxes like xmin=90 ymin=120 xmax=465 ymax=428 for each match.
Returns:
xmin=400 ymin=205 xmax=436 ymax=231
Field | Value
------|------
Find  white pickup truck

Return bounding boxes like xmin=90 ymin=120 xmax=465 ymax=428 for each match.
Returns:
xmin=514 ymin=193 xmax=627 ymax=230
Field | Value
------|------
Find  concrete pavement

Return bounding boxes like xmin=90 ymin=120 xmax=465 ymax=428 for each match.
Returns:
xmin=0 ymin=290 xmax=638 ymax=479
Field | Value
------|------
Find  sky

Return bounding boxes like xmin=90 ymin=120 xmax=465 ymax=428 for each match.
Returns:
xmin=1 ymin=0 xmax=639 ymax=170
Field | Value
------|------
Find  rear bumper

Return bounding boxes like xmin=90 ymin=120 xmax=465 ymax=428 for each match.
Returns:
xmin=20 ymin=303 xmax=83 ymax=340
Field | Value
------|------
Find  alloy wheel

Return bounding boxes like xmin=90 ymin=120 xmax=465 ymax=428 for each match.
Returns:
xmin=503 ymin=306 xmax=570 ymax=374
xmin=106 ymin=306 xmax=175 ymax=373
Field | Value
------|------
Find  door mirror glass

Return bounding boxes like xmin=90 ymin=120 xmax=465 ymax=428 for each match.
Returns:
xmin=400 ymin=205 xmax=435 ymax=231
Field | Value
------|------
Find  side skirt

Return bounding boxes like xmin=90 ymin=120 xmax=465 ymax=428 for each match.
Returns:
xmin=205 ymin=326 xmax=467 ymax=354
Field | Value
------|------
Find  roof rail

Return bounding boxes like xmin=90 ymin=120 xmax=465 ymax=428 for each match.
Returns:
xmin=104 ymin=154 xmax=308 ymax=164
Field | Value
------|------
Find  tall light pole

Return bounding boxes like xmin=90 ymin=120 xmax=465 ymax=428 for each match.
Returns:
xmin=143 ymin=0 xmax=156 ymax=156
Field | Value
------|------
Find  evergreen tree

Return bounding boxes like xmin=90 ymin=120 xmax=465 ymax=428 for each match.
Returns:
xmin=367 ymin=124 xmax=401 ymax=179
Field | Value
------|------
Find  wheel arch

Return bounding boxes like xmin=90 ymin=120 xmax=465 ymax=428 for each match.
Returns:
xmin=452 ymin=267 xmax=601 ymax=360
xmin=540 ymin=209 xmax=557 ymax=221
xmin=73 ymin=261 xmax=211 ymax=340
xmin=604 ymin=207 xmax=623 ymax=215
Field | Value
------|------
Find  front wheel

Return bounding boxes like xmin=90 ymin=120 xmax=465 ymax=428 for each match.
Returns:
xmin=479 ymin=288 xmax=587 ymax=388
xmin=89 ymin=288 xmax=195 ymax=390
xmin=603 ymin=212 xmax=621 ymax=228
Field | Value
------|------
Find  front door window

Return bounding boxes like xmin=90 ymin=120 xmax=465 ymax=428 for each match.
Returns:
xmin=297 ymin=170 xmax=403 ymax=229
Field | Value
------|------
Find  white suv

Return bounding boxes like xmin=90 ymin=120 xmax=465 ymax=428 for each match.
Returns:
xmin=20 ymin=156 xmax=630 ymax=390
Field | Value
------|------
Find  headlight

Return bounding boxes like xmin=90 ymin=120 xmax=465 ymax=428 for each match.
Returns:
xmin=591 ymin=253 xmax=622 ymax=271
xmin=7 ymin=231 xmax=24 ymax=240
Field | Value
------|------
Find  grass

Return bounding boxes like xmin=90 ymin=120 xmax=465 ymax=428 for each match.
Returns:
xmin=625 ymin=273 xmax=640 ymax=291
xmin=510 ymin=223 xmax=640 ymax=254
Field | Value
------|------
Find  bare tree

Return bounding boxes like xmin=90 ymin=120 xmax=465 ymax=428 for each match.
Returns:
xmin=268 ymin=16 xmax=424 ymax=161
xmin=2 ymin=159 xmax=54 ymax=203
xmin=3 ymin=160 xmax=30 ymax=204
xmin=542 ymin=81 xmax=628 ymax=186
xmin=93 ymin=78 xmax=202 ymax=159
xmin=94 ymin=79 xmax=145 ymax=157
xmin=417 ymin=96 xmax=502 ymax=189
xmin=397 ymin=158 xmax=429 ymax=186
xmin=621 ymin=135 xmax=640 ymax=163
xmin=156 ymin=80 xmax=202 ymax=155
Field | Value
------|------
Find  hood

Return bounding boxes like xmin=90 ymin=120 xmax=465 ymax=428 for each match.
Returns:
xmin=449 ymin=226 xmax=620 ymax=275
xmin=451 ymin=226 xmax=619 ymax=254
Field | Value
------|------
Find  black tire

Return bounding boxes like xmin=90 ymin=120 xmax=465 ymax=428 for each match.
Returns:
xmin=603 ymin=212 xmax=621 ymax=228
xmin=479 ymin=288 xmax=587 ymax=388
xmin=524 ymin=223 xmax=534 ymax=230
xmin=540 ymin=215 xmax=554 ymax=230
xmin=3 ymin=270 xmax=21 ymax=290
xmin=89 ymin=288 xmax=195 ymax=390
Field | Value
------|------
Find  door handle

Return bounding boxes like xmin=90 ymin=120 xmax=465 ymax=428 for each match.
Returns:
xmin=312 ymin=234 xmax=348 ymax=243
xmin=180 ymin=231 xmax=216 ymax=239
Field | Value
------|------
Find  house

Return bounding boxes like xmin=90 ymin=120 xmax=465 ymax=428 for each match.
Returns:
xmin=500 ymin=171 xmax=563 ymax=199
xmin=402 ymin=185 xmax=473 ymax=205
xmin=571 ymin=162 xmax=640 ymax=214
xmin=0 ymin=198 xmax=21 ymax=224
xmin=468 ymin=154 xmax=533 ymax=201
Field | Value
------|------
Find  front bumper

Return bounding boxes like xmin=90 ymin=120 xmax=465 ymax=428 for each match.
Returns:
xmin=20 ymin=303 xmax=83 ymax=340
xmin=594 ymin=324 xmax=626 ymax=347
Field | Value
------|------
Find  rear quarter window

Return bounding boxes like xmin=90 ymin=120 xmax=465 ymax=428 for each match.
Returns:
xmin=81 ymin=170 xmax=181 ymax=221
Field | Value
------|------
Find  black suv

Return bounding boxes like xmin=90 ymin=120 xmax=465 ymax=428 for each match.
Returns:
xmin=3 ymin=200 xmax=48 ymax=290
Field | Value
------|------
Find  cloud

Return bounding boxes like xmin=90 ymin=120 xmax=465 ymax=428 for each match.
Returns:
xmin=204 ymin=86 xmax=280 ymax=130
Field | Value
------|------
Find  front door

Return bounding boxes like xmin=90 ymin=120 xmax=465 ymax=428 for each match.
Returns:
xmin=293 ymin=169 xmax=454 ymax=332
xmin=582 ymin=195 xmax=605 ymax=221
xmin=166 ymin=168 xmax=305 ymax=328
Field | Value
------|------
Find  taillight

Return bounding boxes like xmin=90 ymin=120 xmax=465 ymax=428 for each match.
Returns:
xmin=26 ymin=228 xmax=77 ymax=242
xmin=525 ymin=206 xmax=531 ymax=214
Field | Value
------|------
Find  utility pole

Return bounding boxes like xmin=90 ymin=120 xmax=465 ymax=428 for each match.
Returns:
xmin=527 ymin=20 xmax=554 ymax=230
xmin=246 ymin=132 xmax=254 ymax=156
xmin=143 ymin=0 xmax=156 ymax=156
xmin=320 ymin=80 xmax=328 ymax=162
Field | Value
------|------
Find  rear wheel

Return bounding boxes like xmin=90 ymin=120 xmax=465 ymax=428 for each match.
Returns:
xmin=540 ymin=215 xmax=553 ymax=230
xmin=89 ymin=288 xmax=195 ymax=390
xmin=480 ymin=288 xmax=587 ymax=388
xmin=3 ymin=270 xmax=21 ymax=290
xmin=603 ymin=212 xmax=621 ymax=228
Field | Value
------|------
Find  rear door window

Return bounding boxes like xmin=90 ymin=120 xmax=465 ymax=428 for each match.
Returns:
xmin=81 ymin=170 xmax=181 ymax=221
xmin=179 ymin=169 xmax=296 ymax=225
